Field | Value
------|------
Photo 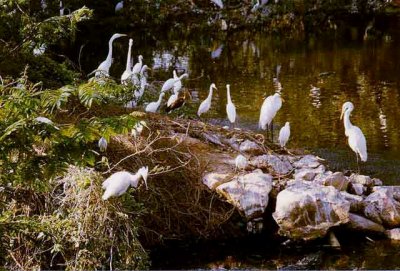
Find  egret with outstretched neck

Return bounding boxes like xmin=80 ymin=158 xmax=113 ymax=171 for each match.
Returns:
xmin=94 ymin=33 xmax=126 ymax=77
xmin=226 ymin=84 xmax=236 ymax=124
xmin=161 ymin=73 xmax=189 ymax=93
xmin=198 ymin=83 xmax=217 ymax=117
xmin=340 ymin=102 xmax=367 ymax=166
xmin=121 ymin=39 xmax=133 ymax=84
xmin=102 ymin=167 xmax=148 ymax=200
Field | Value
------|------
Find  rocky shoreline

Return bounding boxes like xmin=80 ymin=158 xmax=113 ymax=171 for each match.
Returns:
xmin=166 ymin=116 xmax=400 ymax=244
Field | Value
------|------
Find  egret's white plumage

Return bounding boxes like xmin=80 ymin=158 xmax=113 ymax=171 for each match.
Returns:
xmin=145 ymin=92 xmax=165 ymax=113
xmin=95 ymin=33 xmax=126 ymax=77
xmin=121 ymin=39 xmax=133 ymax=84
xmin=340 ymin=102 xmax=368 ymax=162
xmin=226 ymin=84 xmax=236 ymax=123
xmin=132 ymin=55 xmax=143 ymax=75
xmin=132 ymin=121 xmax=146 ymax=139
xmin=173 ymin=70 xmax=183 ymax=94
xmin=134 ymin=65 xmax=149 ymax=99
xmin=198 ymin=83 xmax=217 ymax=117
xmin=211 ymin=0 xmax=224 ymax=8
xmin=235 ymin=154 xmax=248 ymax=170
xmin=259 ymin=93 xmax=283 ymax=130
xmin=34 ymin=116 xmax=59 ymax=130
xmin=161 ymin=73 xmax=188 ymax=93
xmin=278 ymin=122 xmax=290 ymax=148
xmin=102 ymin=167 xmax=148 ymax=200
xmin=115 ymin=0 xmax=123 ymax=12
xmin=98 ymin=137 xmax=108 ymax=152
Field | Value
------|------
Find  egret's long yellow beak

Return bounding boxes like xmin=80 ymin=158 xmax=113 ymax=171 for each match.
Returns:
xmin=340 ymin=110 xmax=344 ymax=120
xmin=281 ymin=97 xmax=285 ymax=102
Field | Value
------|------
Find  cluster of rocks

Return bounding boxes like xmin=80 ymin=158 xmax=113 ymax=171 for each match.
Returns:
xmin=202 ymin=137 xmax=400 ymax=242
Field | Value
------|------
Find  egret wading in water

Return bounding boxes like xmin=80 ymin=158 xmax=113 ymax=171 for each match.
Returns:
xmin=145 ymin=92 xmax=165 ymax=113
xmin=198 ymin=83 xmax=217 ymax=117
xmin=226 ymin=84 xmax=236 ymax=125
xmin=278 ymin=122 xmax=290 ymax=148
xmin=259 ymin=93 xmax=283 ymax=140
xmin=93 ymin=33 xmax=126 ymax=77
xmin=102 ymin=167 xmax=148 ymax=200
xmin=340 ymin=102 xmax=368 ymax=169
xmin=121 ymin=39 xmax=133 ymax=84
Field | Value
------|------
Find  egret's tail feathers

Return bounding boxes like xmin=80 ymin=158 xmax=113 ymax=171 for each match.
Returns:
xmin=359 ymin=150 xmax=368 ymax=162
xmin=102 ymin=190 xmax=111 ymax=200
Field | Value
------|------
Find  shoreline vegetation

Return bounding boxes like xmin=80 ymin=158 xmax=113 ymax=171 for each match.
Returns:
xmin=1 ymin=0 xmax=400 ymax=269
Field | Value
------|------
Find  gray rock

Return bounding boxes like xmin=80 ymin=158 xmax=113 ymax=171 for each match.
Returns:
xmin=340 ymin=191 xmax=364 ymax=213
xmin=293 ymin=155 xmax=323 ymax=169
xmin=372 ymin=178 xmax=383 ymax=186
xmin=203 ymin=172 xmax=231 ymax=189
xmin=349 ymin=174 xmax=373 ymax=187
xmin=239 ymin=140 xmax=263 ymax=155
xmin=249 ymin=154 xmax=293 ymax=175
xmin=216 ymin=169 xmax=272 ymax=219
xmin=273 ymin=180 xmax=350 ymax=240
xmin=317 ymin=172 xmax=349 ymax=191
xmin=348 ymin=183 xmax=366 ymax=196
xmin=363 ymin=186 xmax=400 ymax=227
xmin=385 ymin=228 xmax=400 ymax=240
xmin=294 ymin=165 xmax=326 ymax=181
xmin=346 ymin=213 xmax=385 ymax=233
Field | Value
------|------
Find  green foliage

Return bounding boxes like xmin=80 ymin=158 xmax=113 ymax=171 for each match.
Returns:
xmin=0 ymin=73 xmax=139 ymax=191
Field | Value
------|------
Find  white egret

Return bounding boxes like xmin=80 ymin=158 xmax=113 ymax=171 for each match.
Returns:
xmin=226 ymin=84 xmax=236 ymax=124
xmin=340 ymin=102 xmax=368 ymax=163
xmin=145 ymin=92 xmax=165 ymax=113
xmin=235 ymin=154 xmax=248 ymax=170
xmin=94 ymin=33 xmax=126 ymax=77
xmin=102 ymin=167 xmax=148 ymax=200
xmin=60 ymin=0 xmax=64 ymax=16
xmin=173 ymin=70 xmax=183 ymax=94
xmin=115 ymin=0 xmax=123 ymax=12
xmin=161 ymin=73 xmax=188 ymax=93
xmin=121 ymin=39 xmax=133 ymax=84
xmin=135 ymin=65 xmax=150 ymax=100
xmin=132 ymin=121 xmax=147 ymax=139
xmin=132 ymin=55 xmax=143 ymax=75
xmin=98 ymin=137 xmax=107 ymax=152
xmin=197 ymin=83 xmax=217 ymax=117
xmin=166 ymin=90 xmax=191 ymax=112
xmin=34 ymin=116 xmax=59 ymax=130
xmin=211 ymin=0 xmax=224 ymax=9
xmin=259 ymin=93 xmax=283 ymax=131
xmin=278 ymin=122 xmax=290 ymax=148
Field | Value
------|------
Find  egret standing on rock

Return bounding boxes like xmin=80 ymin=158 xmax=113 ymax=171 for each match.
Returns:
xmin=340 ymin=102 xmax=368 ymax=165
xmin=259 ymin=93 xmax=283 ymax=139
xmin=278 ymin=122 xmax=290 ymax=148
xmin=102 ymin=167 xmax=148 ymax=200
xmin=198 ymin=83 xmax=217 ymax=117
xmin=145 ymin=92 xmax=165 ymax=113
xmin=226 ymin=84 xmax=236 ymax=124
xmin=121 ymin=39 xmax=133 ymax=84
xmin=94 ymin=33 xmax=126 ymax=77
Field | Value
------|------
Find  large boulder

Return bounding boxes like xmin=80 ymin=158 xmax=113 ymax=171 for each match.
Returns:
xmin=363 ymin=186 xmax=400 ymax=227
xmin=293 ymin=155 xmax=324 ymax=169
xmin=239 ymin=140 xmax=263 ymax=155
xmin=273 ymin=180 xmax=350 ymax=240
xmin=316 ymin=172 xmax=349 ymax=191
xmin=294 ymin=165 xmax=326 ymax=181
xmin=216 ymin=169 xmax=273 ymax=219
xmin=346 ymin=213 xmax=385 ymax=233
xmin=249 ymin=154 xmax=293 ymax=175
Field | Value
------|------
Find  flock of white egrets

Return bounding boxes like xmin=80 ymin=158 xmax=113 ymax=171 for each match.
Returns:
xmin=95 ymin=33 xmax=368 ymax=201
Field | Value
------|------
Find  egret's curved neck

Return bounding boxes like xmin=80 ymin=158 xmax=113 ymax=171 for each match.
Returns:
xmin=207 ymin=87 xmax=213 ymax=100
xmin=106 ymin=37 xmax=116 ymax=62
xmin=179 ymin=74 xmax=187 ymax=80
xmin=343 ymin=110 xmax=353 ymax=133
xmin=157 ymin=94 xmax=163 ymax=104
xmin=126 ymin=44 xmax=132 ymax=71
xmin=227 ymin=87 xmax=232 ymax=103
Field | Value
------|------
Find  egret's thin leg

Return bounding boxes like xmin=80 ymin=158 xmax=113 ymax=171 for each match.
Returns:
xmin=356 ymin=154 xmax=360 ymax=173
xmin=271 ymin=121 xmax=274 ymax=142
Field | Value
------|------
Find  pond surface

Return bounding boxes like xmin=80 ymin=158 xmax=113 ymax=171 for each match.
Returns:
xmin=70 ymin=17 xmax=400 ymax=269
xmin=75 ymin=23 xmax=400 ymax=184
